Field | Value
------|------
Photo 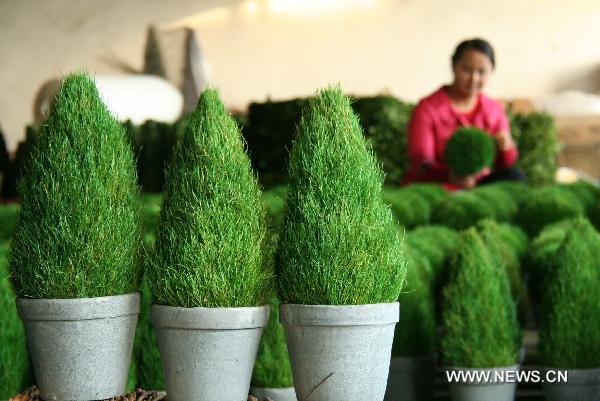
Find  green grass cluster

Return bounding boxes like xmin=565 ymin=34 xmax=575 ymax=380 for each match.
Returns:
xmin=509 ymin=112 xmax=559 ymax=187
xmin=524 ymin=219 xmax=574 ymax=304
xmin=476 ymin=220 xmax=530 ymax=325
xmin=0 ymin=204 xmax=18 ymax=242
xmin=561 ymin=181 xmax=599 ymax=212
xmin=262 ymin=185 xmax=288 ymax=230
xmin=538 ymin=217 xmax=600 ymax=368
xmin=392 ymin=247 xmax=437 ymax=357
xmin=406 ymin=225 xmax=458 ymax=276
xmin=149 ymin=88 xmax=273 ymax=308
xmin=471 ymin=185 xmax=518 ymax=222
xmin=431 ymin=192 xmax=495 ymax=230
xmin=383 ymin=184 xmax=448 ymax=228
xmin=9 ymin=72 xmax=141 ymax=299
xmin=0 ymin=243 xmax=33 ymax=398
xmin=276 ymin=87 xmax=406 ymax=305
xmin=134 ymin=279 xmax=164 ymax=390
xmin=444 ymin=127 xmax=495 ymax=177
xmin=251 ymin=295 xmax=293 ymax=388
xmin=441 ymin=228 xmax=520 ymax=368
xmin=516 ymin=186 xmax=584 ymax=236
xmin=489 ymin=181 xmax=531 ymax=204
xmin=383 ymin=188 xmax=431 ymax=228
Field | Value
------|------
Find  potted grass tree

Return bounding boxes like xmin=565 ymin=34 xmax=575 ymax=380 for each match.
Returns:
xmin=276 ymin=87 xmax=406 ymax=401
xmin=538 ymin=217 xmax=600 ymax=401
xmin=9 ymin=72 xmax=142 ymax=401
xmin=148 ymin=88 xmax=273 ymax=401
xmin=385 ymin=247 xmax=437 ymax=401
xmin=250 ymin=294 xmax=295 ymax=401
xmin=441 ymin=228 xmax=520 ymax=401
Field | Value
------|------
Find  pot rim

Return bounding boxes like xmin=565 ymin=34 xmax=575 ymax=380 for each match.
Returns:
xmin=17 ymin=292 xmax=140 ymax=321
xmin=279 ymin=302 xmax=399 ymax=326
xmin=151 ymin=304 xmax=270 ymax=330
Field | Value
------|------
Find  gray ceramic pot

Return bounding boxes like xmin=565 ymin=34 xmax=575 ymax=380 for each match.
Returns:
xmin=16 ymin=293 xmax=140 ymax=401
xmin=542 ymin=367 xmax=600 ymax=401
xmin=446 ymin=365 xmax=519 ymax=401
xmin=384 ymin=353 xmax=437 ymax=401
xmin=280 ymin=302 xmax=399 ymax=401
xmin=249 ymin=386 xmax=296 ymax=401
xmin=151 ymin=304 xmax=270 ymax=401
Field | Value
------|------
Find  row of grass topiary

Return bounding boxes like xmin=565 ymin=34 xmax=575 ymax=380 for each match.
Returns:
xmin=5 ymin=74 xmax=405 ymax=401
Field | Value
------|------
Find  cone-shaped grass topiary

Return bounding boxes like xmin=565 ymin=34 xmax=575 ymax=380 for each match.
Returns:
xmin=524 ymin=219 xmax=575 ymax=306
xmin=277 ymin=86 xmax=406 ymax=305
xmin=251 ymin=294 xmax=293 ymax=388
xmin=0 ymin=243 xmax=33 ymax=398
xmin=441 ymin=228 xmax=520 ymax=368
xmin=9 ymin=72 xmax=141 ymax=299
xmin=539 ymin=217 xmax=600 ymax=369
xmin=476 ymin=220 xmax=530 ymax=326
xmin=444 ymin=127 xmax=495 ymax=177
xmin=430 ymin=192 xmax=496 ymax=230
xmin=149 ymin=88 xmax=273 ymax=308
xmin=392 ymin=247 xmax=436 ymax=357
xmin=516 ymin=186 xmax=585 ymax=236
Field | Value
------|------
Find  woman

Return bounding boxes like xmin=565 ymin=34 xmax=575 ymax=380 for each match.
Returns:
xmin=403 ymin=38 xmax=522 ymax=190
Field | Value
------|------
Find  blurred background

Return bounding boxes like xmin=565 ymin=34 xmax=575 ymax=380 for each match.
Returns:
xmin=1 ymin=2 xmax=600 ymax=135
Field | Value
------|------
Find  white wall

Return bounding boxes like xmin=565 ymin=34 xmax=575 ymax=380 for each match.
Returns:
xmin=2 ymin=0 xmax=600 ymax=150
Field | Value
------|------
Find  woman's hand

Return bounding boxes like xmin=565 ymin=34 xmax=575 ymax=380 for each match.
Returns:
xmin=495 ymin=131 xmax=515 ymax=151
xmin=449 ymin=170 xmax=478 ymax=189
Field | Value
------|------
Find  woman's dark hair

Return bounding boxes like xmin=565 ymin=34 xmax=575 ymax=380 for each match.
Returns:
xmin=452 ymin=38 xmax=495 ymax=68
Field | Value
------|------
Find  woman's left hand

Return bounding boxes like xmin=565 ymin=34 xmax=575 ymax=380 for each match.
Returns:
xmin=495 ymin=131 xmax=515 ymax=151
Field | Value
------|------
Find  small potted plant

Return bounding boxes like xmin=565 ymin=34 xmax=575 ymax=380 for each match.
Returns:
xmin=10 ymin=72 xmax=142 ymax=401
xmin=441 ymin=228 xmax=520 ymax=401
xmin=250 ymin=294 xmax=295 ymax=401
xmin=385 ymin=247 xmax=437 ymax=401
xmin=276 ymin=87 xmax=406 ymax=401
xmin=538 ymin=217 xmax=600 ymax=401
xmin=148 ymin=88 xmax=273 ymax=401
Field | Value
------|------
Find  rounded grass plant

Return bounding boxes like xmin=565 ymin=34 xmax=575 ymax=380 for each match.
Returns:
xmin=276 ymin=86 xmax=406 ymax=305
xmin=430 ymin=192 xmax=495 ymax=230
xmin=406 ymin=225 xmax=459 ymax=276
xmin=391 ymin=247 xmax=436 ymax=357
xmin=516 ymin=186 xmax=585 ymax=236
xmin=149 ymin=88 xmax=273 ymax=308
xmin=472 ymin=185 xmax=518 ymax=222
xmin=444 ymin=127 xmax=495 ymax=177
xmin=538 ymin=217 xmax=600 ymax=369
xmin=251 ymin=295 xmax=293 ymax=388
xmin=441 ymin=228 xmax=520 ymax=368
xmin=9 ymin=72 xmax=141 ymax=299
xmin=383 ymin=188 xmax=431 ymax=228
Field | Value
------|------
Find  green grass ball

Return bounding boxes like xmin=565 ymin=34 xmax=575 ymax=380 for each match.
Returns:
xmin=444 ymin=127 xmax=495 ymax=177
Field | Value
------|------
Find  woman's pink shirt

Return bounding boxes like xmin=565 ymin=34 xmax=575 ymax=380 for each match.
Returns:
xmin=403 ymin=86 xmax=518 ymax=185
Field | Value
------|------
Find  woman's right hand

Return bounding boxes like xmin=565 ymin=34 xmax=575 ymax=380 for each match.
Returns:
xmin=449 ymin=170 xmax=478 ymax=189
